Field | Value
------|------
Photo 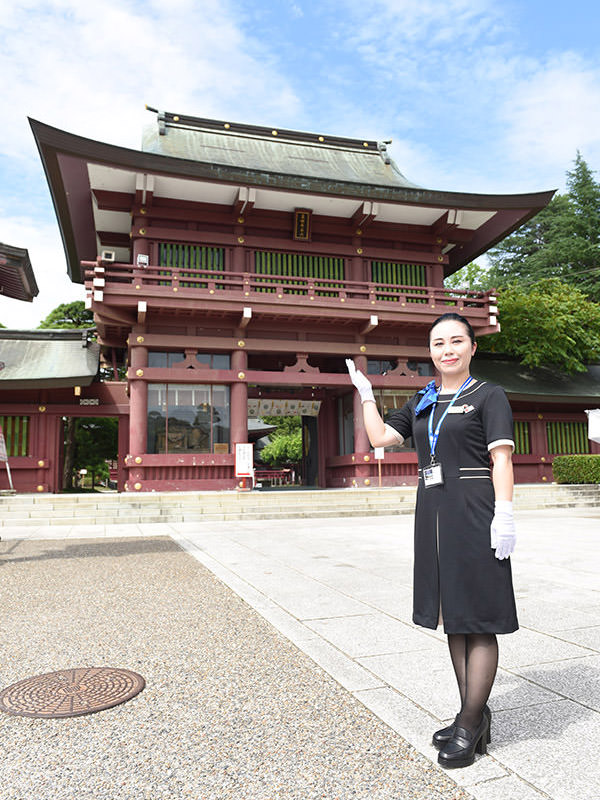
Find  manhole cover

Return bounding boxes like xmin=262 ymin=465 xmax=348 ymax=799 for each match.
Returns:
xmin=0 ymin=667 xmax=145 ymax=719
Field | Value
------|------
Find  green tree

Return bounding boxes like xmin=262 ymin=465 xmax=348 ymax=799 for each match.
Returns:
xmin=477 ymin=278 xmax=600 ymax=373
xmin=444 ymin=261 xmax=494 ymax=291
xmin=38 ymin=300 xmax=94 ymax=329
xmin=487 ymin=153 xmax=600 ymax=300
xmin=72 ymin=417 xmax=118 ymax=489
xmin=259 ymin=416 xmax=303 ymax=468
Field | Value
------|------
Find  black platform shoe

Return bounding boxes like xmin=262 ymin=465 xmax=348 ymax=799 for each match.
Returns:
xmin=437 ymin=713 xmax=489 ymax=769
xmin=432 ymin=705 xmax=491 ymax=751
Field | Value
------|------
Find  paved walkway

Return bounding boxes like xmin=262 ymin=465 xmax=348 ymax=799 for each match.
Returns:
xmin=2 ymin=507 xmax=599 ymax=799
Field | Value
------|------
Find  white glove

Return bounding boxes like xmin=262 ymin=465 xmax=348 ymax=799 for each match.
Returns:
xmin=490 ymin=500 xmax=516 ymax=560
xmin=345 ymin=358 xmax=375 ymax=403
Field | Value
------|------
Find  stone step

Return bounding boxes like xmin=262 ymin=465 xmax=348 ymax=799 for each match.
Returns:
xmin=1 ymin=485 xmax=598 ymax=527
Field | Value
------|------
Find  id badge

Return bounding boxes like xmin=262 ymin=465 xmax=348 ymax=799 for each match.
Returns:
xmin=423 ymin=462 xmax=444 ymax=488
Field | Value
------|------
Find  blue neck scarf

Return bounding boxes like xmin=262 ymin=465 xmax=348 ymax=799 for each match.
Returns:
xmin=414 ymin=380 xmax=438 ymax=415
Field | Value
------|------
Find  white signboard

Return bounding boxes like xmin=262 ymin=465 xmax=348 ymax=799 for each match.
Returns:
xmin=0 ymin=426 xmax=7 ymax=462
xmin=374 ymin=447 xmax=385 ymax=460
xmin=585 ymin=409 xmax=600 ymax=444
xmin=235 ymin=443 xmax=254 ymax=477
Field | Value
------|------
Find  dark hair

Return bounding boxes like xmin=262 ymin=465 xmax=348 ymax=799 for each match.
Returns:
xmin=429 ymin=312 xmax=476 ymax=345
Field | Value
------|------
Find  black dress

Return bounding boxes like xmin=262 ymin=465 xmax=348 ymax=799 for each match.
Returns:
xmin=386 ymin=380 xmax=519 ymax=635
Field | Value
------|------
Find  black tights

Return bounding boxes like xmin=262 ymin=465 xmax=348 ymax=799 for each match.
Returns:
xmin=447 ymin=633 xmax=498 ymax=733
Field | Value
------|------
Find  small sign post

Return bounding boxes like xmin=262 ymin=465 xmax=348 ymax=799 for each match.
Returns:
xmin=235 ymin=443 xmax=254 ymax=491
xmin=374 ymin=447 xmax=385 ymax=488
xmin=0 ymin=425 xmax=15 ymax=491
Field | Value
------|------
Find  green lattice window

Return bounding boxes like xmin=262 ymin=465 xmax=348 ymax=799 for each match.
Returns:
xmin=546 ymin=421 xmax=590 ymax=454
xmin=513 ymin=420 xmax=531 ymax=455
xmin=254 ymin=251 xmax=345 ymax=295
xmin=158 ymin=244 xmax=225 ymax=287
xmin=0 ymin=416 xmax=30 ymax=457
xmin=370 ymin=261 xmax=427 ymax=302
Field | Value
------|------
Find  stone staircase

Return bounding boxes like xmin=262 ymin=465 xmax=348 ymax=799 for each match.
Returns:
xmin=0 ymin=484 xmax=598 ymax=528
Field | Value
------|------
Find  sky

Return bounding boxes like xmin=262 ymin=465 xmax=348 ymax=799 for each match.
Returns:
xmin=1 ymin=0 xmax=599 ymax=328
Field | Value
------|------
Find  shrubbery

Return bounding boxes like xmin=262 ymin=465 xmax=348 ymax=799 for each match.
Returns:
xmin=552 ymin=455 xmax=600 ymax=484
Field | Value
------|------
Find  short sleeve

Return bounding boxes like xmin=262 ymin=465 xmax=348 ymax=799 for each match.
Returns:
xmin=480 ymin=385 xmax=514 ymax=452
xmin=385 ymin=398 xmax=415 ymax=442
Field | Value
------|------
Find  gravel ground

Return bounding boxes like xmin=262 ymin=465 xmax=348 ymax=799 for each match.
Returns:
xmin=0 ymin=537 xmax=472 ymax=800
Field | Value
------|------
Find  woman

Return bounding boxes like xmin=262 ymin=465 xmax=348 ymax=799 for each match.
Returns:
xmin=346 ymin=312 xmax=518 ymax=769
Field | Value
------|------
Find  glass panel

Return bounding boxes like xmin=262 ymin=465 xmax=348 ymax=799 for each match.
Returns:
xmin=148 ymin=352 xmax=185 ymax=367
xmin=194 ymin=353 xmax=231 ymax=369
xmin=147 ymin=384 xmax=230 ymax=454
xmin=212 ymin=354 xmax=231 ymax=370
xmin=367 ymin=359 xmax=397 ymax=375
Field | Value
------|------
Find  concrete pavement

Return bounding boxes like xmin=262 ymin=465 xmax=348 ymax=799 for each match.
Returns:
xmin=2 ymin=506 xmax=599 ymax=799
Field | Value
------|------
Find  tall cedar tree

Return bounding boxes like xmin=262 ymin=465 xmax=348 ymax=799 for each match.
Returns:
xmin=487 ymin=153 xmax=600 ymax=300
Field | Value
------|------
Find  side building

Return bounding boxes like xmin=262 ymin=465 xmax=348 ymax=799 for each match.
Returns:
xmin=16 ymin=111 xmax=579 ymax=491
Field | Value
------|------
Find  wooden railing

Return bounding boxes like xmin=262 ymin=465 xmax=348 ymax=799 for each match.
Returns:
xmin=84 ymin=261 xmax=495 ymax=315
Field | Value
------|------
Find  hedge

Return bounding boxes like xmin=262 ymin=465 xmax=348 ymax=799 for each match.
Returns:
xmin=552 ymin=455 xmax=600 ymax=484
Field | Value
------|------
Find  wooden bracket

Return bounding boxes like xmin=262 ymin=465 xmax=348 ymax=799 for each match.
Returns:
xmin=360 ymin=315 xmax=378 ymax=335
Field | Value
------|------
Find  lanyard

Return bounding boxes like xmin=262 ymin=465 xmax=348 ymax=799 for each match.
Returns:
xmin=427 ymin=377 xmax=473 ymax=461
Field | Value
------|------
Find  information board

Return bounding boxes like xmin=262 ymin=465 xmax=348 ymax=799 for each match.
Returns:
xmin=235 ymin=443 xmax=254 ymax=477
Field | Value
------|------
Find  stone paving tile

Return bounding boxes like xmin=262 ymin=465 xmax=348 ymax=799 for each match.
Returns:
xmin=552 ymin=625 xmax=600 ymax=651
xmin=294 ymin=636 xmax=387 ymax=693
xmin=463 ymin=775 xmax=553 ymax=800
xmin=488 ymin=700 xmax=600 ymax=800
xmin=356 ymin=649 xmax=562 ymax=721
xmin=514 ymin=597 xmax=599 ymax=632
xmin=511 ymin=654 xmax=600 ymax=711
xmin=497 ymin=626 xmax=594 ymax=668
xmin=303 ymin=612 xmax=439 ymax=658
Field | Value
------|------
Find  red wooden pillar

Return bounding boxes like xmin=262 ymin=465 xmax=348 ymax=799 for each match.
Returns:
xmin=132 ymin=236 xmax=150 ymax=262
xmin=348 ymin=254 xmax=364 ymax=283
xmin=35 ymin=402 xmax=49 ymax=493
xmin=128 ymin=345 xmax=148 ymax=490
xmin=230 ymin=348 xmax=248 ymax=448
xmin=232 ymin=244 xmax=245 ymax=272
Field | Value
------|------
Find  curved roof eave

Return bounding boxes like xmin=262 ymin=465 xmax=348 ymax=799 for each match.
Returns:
xmin=29 ymin=118 xmax=556 ymax=283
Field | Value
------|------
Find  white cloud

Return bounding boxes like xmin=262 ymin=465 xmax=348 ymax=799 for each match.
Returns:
xmin=316 ymin=0 xmax=600 ymax=193
xmin=0 ymin=0 xmax=302 ymax=164
xmin=502 ymin=53 xmax=600 ymax=178
xmin=0 ymin=0 xmax=303 ymax=327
